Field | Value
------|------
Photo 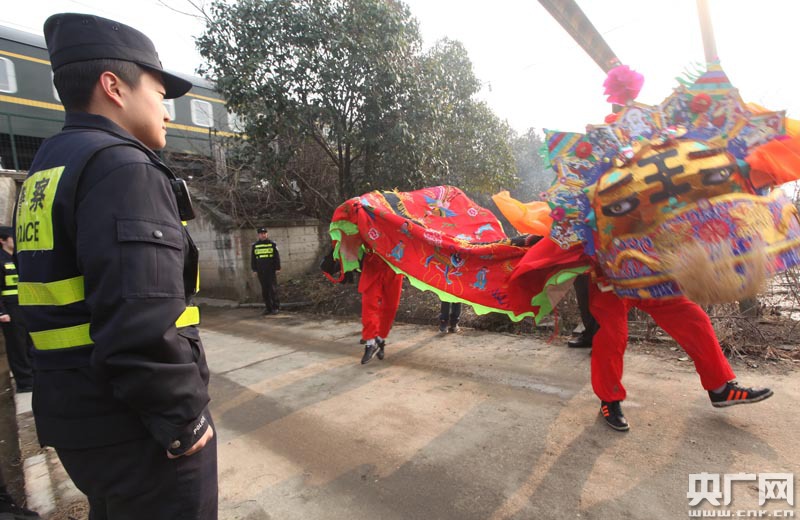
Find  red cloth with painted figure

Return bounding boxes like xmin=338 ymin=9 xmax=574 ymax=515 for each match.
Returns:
xmin=359 ymin=251 xmax=404 ymax=340
xmin=589 ymin=282 xmax=735 ymax=402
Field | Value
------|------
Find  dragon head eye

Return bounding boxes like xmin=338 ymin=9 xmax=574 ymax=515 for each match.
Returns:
xmin=700 ymin=164 xmax=736 ymax=186
xmin=602 ymin=196 xmax=640 ymax=217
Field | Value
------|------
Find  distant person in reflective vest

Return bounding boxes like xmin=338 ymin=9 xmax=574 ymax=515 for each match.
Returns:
xmin=0 ymin=226 xmax=33 ymax=393
xmin=14 ymin=13 xmax=216 ymax=518
xmin=251 ymin=227 xmax=281 ymax=315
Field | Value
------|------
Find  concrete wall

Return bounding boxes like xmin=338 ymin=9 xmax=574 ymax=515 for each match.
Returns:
xmin=187 ymin=201 xmax=325 ymax=303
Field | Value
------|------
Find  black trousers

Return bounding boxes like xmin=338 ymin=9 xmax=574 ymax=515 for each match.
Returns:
xmin=56 ymin=427 xmax=218 ymax=520
xmin=258 ymin=271 xmax=280 ymax=312
xmin=0 ymin=302 xmax=33 ymax=389
xmin=439 ymin=301 xmax=462 ymax=325
xmin=573 ymin=274 xmax=598 ymax=336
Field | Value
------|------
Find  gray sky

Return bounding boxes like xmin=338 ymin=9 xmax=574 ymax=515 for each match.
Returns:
xmin=3 ymin=0 xmax=799 ymax=134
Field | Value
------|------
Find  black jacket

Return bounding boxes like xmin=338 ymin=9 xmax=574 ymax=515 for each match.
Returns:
xmin=17 ymin=112 xmax=209 ymax=455
xmin=251 ymin=239 xmax=281 ymax=274
xmin=0 ymin=249 xmax=18 ymax=314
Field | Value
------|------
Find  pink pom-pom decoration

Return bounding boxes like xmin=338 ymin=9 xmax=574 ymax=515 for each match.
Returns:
xmin=551 ymin=207 xmax=566 ymax=222
xmin=603 ymin=65 xmax=644 ymax=105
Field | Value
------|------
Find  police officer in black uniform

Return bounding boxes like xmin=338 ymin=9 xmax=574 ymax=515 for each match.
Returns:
xmin=0 ymin=226 xmax=33 ymax=393
xmin=14 ymin=14 xmax=216 ymax=519
xmin=251 ymin=227 xmax=281 ymax=314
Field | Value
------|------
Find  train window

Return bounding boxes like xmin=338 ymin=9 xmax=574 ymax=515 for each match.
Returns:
xmin=163 ymin=99 xmax=176 ymax=120
xmin=190 ymin=99 xmax=213 ymax=128
xmin=227 ymin=112 xmax=245 ymax=133
xmin=0 ymin=58 xmax=18 ymax=93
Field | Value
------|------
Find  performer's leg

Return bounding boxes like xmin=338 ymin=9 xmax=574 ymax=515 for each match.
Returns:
xmin=377 ymin=271 xmax=403 ymax=339
xmin=439 ymin=301 xmax=449 ymax=332
xmin=636 ymin=297 xmax=735 ymax=391
xmin=589 ymin=284 xmax=630 ymax=402
xmin=568 ymin=274 xmax=596 ymax=348
xmin=360 ymin=283 xmax=382 ymax=341
xmin=449 ymin=302 xmax=462 ymax=331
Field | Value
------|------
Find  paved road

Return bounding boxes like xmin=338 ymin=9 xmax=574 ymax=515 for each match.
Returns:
xmin=200 ymin=307 xmax=799 ymax=520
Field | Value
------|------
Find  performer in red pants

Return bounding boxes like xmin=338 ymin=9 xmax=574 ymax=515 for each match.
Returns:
xmin=588 ymin=282 xmax=773 ymax=431
xmin=359 ymin=251 xmax=404 ymax=364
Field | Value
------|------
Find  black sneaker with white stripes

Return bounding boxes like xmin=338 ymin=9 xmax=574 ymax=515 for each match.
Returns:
xmin=361 ymin=344 xmax=378 ymax=364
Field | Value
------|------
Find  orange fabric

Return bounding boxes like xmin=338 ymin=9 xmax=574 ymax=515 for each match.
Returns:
xmin=492 ymin=191 xmax=553 ymax=236
xmin=746 ymin=135 xmax=800 ymax=188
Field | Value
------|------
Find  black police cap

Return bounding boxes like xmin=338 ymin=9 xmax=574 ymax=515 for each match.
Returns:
xmin=258 ymin=227 xmax=268 ymax=233
xmin=0 ymin=226 xmax=13 ymax=239
xmin=43 ymin=13 xmax=192 ymax=99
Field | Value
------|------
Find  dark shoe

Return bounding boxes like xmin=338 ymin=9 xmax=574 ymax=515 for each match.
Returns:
xmin=376 ymin=338 xmax=386 ymax=360
xmin=361 ymin=344 xmax=378 ymax=364
xmin=709 ymin=381 xmax=773 ymax=408
xmin=448 ymin=324 xmax=460 ymax=334
xmin=568 ymin=333 xmax=593 ymax=348
xmin=271 ymin=309 xmax=280 ymax=315
xmin=600 ymin=400 xmax=629 ymax=431
xmin=262 ymin=308 xmax=270 ymax=315
xmin=439 ymin=321 xmax=448 ymax=333
xmin=0 ymin=493 xmax=41 ymax=518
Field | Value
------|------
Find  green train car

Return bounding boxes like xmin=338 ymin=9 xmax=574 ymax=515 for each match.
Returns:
xmin=0 ymin=24 xmax=240 ymax=172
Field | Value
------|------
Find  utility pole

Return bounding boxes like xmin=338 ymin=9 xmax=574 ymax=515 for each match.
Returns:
xmin=695 ymin=0 xmax=718 ymax=63
xmin=537 ymin=0 xmax=620 ymax=73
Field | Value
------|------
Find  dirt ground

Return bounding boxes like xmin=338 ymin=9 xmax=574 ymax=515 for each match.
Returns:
xmin=202 ymin=307 xmax=799 ymax=519
xmin=0 ymin=347 xmax=26 ymax=507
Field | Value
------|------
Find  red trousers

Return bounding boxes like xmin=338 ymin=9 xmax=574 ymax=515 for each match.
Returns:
xmin=359 ymin=253 xmax=404 ymax=340
xmin=589 ymin=283 xmax=735 ymax=402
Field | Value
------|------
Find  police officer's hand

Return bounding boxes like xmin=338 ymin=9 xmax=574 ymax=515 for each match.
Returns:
xmin=167 ymin=425 xmax=214 ymax=459
xmin=0 ymin=314 xmax=9 ymax=323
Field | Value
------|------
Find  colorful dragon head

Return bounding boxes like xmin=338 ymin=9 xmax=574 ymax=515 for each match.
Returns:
xmin=543 ymin=62 xmax=800 ymax=302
